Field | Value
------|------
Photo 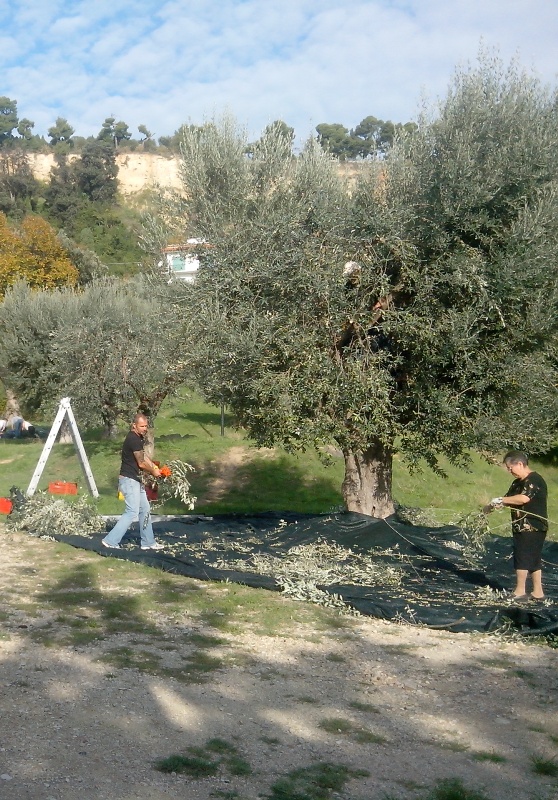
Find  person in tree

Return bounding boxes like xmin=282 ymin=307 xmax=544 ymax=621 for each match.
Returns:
xmin=337 ymin=261 xmax=392 ymax=357
xmin=102 ymin=414 xmax=163 ymax=550
xmin=483 ymin=451 xmax=548 ymax=601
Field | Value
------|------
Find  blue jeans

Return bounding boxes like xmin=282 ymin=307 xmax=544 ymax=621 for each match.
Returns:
xmin=103 ymin=477 xmax=156 ymax=547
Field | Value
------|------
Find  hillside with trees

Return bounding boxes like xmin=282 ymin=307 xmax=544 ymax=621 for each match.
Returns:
xmin=1 ymin=93 xmax=408 ymax=278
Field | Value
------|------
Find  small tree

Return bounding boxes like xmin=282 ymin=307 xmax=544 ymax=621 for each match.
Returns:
xmin=138 ymin=124 xmax=153 ymax=142
xmin=44 ymin=153 xmax=83 ymax=226
xmin=74 ymin=140 xmax=118 ymax=203
xmin=316 ymin=122 xmax=360 ymax=160
xmin=0 ymin=213 xmax=78 ymax=295
xmin=16 ymin=118 xmax=34 ymax=140
xmin=48 ymin=117 xmax=75 ymax=152
xmin=0 ymin=96 xmax=19 ymax=143
xmin=55 ymin=230 xmax=107 ymax=285
xmin=98 ymin=117 xmax=131 ymax=147
xmin=0 ymin=278 xmax=191 ymax=438
xmin=352 ymin=115 xmax=417 ymax=155
xmin=0 ymin=148 xmax=40 ymax=218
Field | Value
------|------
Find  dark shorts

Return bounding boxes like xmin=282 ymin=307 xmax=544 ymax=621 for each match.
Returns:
xmin=513 ymin=529 xmax=547 ymax=571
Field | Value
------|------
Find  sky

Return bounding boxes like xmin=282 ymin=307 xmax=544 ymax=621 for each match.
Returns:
xmin=1 ymin=0 xmax=557 ymax=145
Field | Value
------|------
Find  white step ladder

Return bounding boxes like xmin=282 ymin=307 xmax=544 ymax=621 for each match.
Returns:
xmin=26 ymin=397 xmax=99 ymax=498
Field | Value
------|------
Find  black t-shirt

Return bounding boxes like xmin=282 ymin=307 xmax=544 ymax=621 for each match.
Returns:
xmin=120 ymin=430 xmax=145 ymax=482
xmin=505 ymin=471 xmax=548 ymax=533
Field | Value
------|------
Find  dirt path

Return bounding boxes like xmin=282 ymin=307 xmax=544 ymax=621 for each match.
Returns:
xmin=198 ymin=446 xmax=275 ymax=504
xmin=199 ymin=446 xmax=255 ymax=504
xmin=0 ymin=528 xmax=557 ymax=800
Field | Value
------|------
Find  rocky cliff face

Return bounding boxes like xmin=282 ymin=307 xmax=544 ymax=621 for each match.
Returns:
xmin=27 ymin=152 xmax=182 ymax=196
xmin=28 ymin=152 xmax=366 ymax=197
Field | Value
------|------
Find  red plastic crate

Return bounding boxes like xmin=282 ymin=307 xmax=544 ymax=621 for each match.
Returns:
xmin=48 ymin=481 xmax=78 ymax=496
xmin=0 ymin=497 xmax=13 ymax=514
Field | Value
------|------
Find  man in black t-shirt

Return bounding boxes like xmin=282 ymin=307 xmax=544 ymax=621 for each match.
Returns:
xmin=484 ymin=450 xmax=548 ymax=600
xmin=102 ymin=414 xmax=163 ymax=550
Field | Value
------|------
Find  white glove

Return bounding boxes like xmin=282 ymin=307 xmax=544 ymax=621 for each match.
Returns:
xmin=490 ymin=497 xmax=504 ymax=508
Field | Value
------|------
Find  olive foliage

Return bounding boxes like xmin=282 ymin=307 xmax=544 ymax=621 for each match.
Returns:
xmin=0 ymin=278 xmax=189 ymax=436
xmin=148 ymin=56 xmax=558 ymax=516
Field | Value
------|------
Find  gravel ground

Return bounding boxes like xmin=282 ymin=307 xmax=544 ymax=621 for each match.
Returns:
xmin=1 ymin=528 xmax=557 ymax=800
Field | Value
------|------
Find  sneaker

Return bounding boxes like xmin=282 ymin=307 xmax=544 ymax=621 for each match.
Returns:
xmin=101 ymin=540 xmax=121 ymax=550
xmin=141 ymin=542 xmax=165 ymax=551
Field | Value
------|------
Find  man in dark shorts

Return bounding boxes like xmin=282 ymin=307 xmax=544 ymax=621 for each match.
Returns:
xmin=484 ymin=450 xmax=548 ymax=600
xmin=102 ymin=414 xmax=163 ymax=550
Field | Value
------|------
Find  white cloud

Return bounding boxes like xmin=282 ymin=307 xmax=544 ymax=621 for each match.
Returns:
xmin=2 ymin=0 xmax=557 ymax=143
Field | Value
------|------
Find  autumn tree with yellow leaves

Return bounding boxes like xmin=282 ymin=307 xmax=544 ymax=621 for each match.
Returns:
xmin=0 ymin=212 xmax=78 ymax=295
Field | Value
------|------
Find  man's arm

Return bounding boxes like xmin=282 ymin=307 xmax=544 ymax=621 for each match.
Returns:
xmin=133 ymin=449 xmax=161 ymax=478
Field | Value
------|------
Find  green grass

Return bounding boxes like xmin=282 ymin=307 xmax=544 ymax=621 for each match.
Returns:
xmin=420 ymin=779 xmax=493 ymax=800
xmin=348 ymin=700 xmax=380 ymax=714
xmin=266 ymin=763 xmax=369 ymax=800
xmin=471 ymin=750 xmax=507 ymax=763
xmin=317 ymin=717 xmax=387 ymax=744
xmin=531 ymin=755 xmax=558 ymax=776
xmin=1 ymin=390 xmax=557 ymax=537
xmin=385 ymin=779 xmax=495 ymax=800
xmin=155 ymin=752 xmax=220 ymax=777
xmin=155 ymin=738 xmax=251 ymax=778
xmin=318 ymin=717 xmax=353 ymax=734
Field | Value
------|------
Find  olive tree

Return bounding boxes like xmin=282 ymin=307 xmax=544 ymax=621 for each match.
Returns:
xmin=150 ymin=56 xmax=558 ymax=518
xmin=0 ymin=278 xmax=190 ymax=438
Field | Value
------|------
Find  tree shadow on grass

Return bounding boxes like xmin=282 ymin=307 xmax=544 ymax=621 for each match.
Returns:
xmin=35 ymin=561 xmax=147 ymax=630
xmin=171 ymin=410 xmax=233 ymax=438
xmin=197 ymin=453 xmax=344 ymax=515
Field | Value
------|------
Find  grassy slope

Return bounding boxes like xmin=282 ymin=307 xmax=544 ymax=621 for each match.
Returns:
xmin=1 ymin=392 xmax=557 ymax=540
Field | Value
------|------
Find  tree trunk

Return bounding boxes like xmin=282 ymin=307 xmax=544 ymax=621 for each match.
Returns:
xmin=143 ymin=426 xmax=155 ymax=460
xmin=136 ymin=398 xmax=165 ymax=460
xmin=101 ymin=419 xmax=119 ymax=439
xmin=2 ymin=386 xmax=20 ymax=417
xmin=100 ymin=406 xmax=119 ymax=439
xmin=57 ymin=418 xmax=73 ymax=444
xmin=342 ymin=441 xmax=395 ymax=518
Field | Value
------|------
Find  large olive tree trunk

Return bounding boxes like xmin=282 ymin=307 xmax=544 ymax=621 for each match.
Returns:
xmin=342 ymin=441 xmax=395 ymax=518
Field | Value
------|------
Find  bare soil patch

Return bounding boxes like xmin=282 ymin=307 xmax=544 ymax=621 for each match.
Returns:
xmin=0 ymin=528 xmax=557 ymax=800
xmin=199 ymin=446 xmax=274 ymax=504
